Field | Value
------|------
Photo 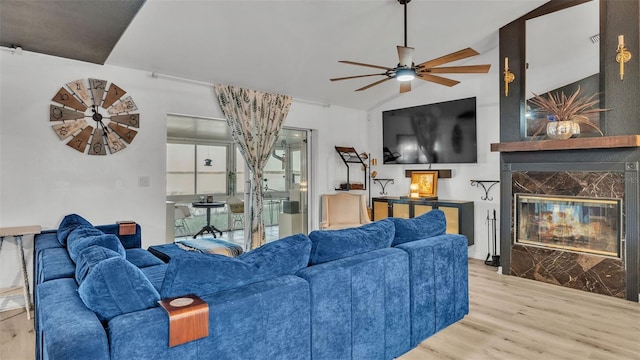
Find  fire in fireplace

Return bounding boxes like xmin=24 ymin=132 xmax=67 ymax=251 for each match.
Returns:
xmin=515 ymin=194 xmax=621 ymax=257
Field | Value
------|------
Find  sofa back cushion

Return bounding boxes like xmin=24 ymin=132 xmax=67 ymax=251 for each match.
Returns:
xmin=78 ymin=256 xmax=160 ymax=322
xmin=75 ymin=245 xmax=123 ymax=284
xmin=308 ymin=218 xmax=395 ymax=265
xmin=389 ymin=209 xmax=446 ymax=246
xmin=238 ymin=234 xmax=311 ymax=281
xmin=57 ymin=214 xmax=93 ymax=246
xmin=161 ymin=234 xmax=313 ymax=298
xmin=67 ymin=226 xmax=126 ymax=263
xmin=160 ymin=253 xmax=255 ymax=298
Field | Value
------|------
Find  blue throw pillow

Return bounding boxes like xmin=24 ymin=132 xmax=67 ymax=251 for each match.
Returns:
xmin=160 ymin=252 xmax=256 ymax=298
xmin=78 ymin=256 xmax=160 ymax=322
xmin=75 ymin=245 xmax=123 ymax=285
xmin=308 ymin=218 xmax=395 ymax=265
xmin=389 ymin=209 xmax=446 ymax=246
xmin=238 ymin=234 xmax=311 ymax=282
xmin=57 ymin=214 xmax=93 ymax=246
xmin=67 ymin=226 xmax=126 ymax=263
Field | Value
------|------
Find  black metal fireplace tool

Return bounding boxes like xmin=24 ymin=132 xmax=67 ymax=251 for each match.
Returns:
xmin=484 ymin=209 xmax=500 ymax=267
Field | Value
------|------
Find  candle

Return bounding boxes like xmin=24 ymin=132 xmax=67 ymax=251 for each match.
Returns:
xmin=618 ymin=35 xmax=624 ymax=47
xmin=504 ymin=57 xmax=508 ymax=70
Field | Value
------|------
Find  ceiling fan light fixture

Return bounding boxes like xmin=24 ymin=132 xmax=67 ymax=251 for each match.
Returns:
xmin=396 ymin=68 xmax=415 ymax=82
xmin=330 ymin=0 xmax=490 ymax=93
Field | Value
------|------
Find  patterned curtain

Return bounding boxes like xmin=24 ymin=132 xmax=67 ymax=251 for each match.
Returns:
xmin=214 ymin=84 xmax=292 ymax=250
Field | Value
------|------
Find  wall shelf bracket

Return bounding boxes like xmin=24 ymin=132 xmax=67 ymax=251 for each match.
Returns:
xmin=470 ymin=180 xmax=500 ymax=201
xmin=373 ymin=178 xmax=394 ymax=195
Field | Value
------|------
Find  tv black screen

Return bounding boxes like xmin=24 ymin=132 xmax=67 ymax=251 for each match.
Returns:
xmin=382 ymin=97 xmax=477 ymax=164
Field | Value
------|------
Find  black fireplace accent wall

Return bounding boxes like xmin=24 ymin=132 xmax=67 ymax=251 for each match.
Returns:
xmin=498 ymin=0 xmax=640 ymax=301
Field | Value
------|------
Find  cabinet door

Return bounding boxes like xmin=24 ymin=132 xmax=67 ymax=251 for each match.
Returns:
xmin=439 ymin=206 xmax=460 ymax=234
xmin=414 ymin=204 xmax=433 ymax=217
xmin=373 ymin=200 xmax=389 ymax=221
xmin=392 ymin=203 xmax=410 ymax=218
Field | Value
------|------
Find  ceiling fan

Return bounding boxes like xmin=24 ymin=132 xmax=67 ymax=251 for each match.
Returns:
xmin=330 ymin=0 xmax=491 ymax=93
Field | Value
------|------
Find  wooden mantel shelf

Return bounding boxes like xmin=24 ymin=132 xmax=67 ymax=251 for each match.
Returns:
xmin=491 ymin=135 xmax=640 ymax=153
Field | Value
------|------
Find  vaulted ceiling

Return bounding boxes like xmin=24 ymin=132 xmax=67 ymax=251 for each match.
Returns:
xmin=2 ymin=0 xmax=551 ymax=110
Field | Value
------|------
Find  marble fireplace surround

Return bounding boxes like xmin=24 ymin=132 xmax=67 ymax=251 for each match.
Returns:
xmin=500 ymin=161 xmax=639 ymax=301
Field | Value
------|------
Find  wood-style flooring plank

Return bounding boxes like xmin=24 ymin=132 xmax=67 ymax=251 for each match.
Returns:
xmin=400 ymin=259 xmax=640 ymax=360
xmin=0 ymin=308 xmax=34 ymax=360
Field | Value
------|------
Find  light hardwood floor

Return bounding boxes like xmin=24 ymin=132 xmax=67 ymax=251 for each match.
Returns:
xmin=2 ymin=259 xmax=638 ymax=360
xmin=399 ymin=259 xmax=640 ymax=360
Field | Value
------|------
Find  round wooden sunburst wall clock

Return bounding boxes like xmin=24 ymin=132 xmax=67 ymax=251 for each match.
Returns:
xmin=49 ymin=78 xmax=140 ymax=155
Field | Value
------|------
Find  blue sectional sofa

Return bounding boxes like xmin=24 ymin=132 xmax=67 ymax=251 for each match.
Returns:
xmin=35 ymin=210 xmax=468 ymax=360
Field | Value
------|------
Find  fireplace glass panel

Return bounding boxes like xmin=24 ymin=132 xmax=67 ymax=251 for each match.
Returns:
xmin=515 ymin=194 xmax=621 ymax=257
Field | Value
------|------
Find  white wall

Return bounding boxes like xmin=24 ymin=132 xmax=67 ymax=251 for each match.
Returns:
xmin=286 ymin=102 xmax=370 ymax=230
xmin=366 ymin=44 xmax=502 ymax=261
xmin=0 ymin=50 xmax=368 ymax=310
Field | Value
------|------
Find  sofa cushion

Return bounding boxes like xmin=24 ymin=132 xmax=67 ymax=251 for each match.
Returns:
xmin=308 ymin=218 xmax=395 ymax=265
xmin=238 ymin=233 xmax=312 ymax=281
xmin=57 ymin=214 xmax=93 ymax=246
xmin=140 ymin=264 xmax=168 ymax=292
xmin=78 ymin=256 xmax=160 ymax=322
xmin=389 ymin=209 xmax=446 ymax=246
xmin=67 ymin=227 xmax=126 ymax=263
xmin=125 ymin=248 xmax=165 ymax=268
xmin=160 ymin=252 xmax=255 ymax=298
xmin=160 ymin=235 xmax=312 ymax=298
xmin=38 ymin=248 xmax=75 ymax=283
xmin=75 ymin=245 xmax=123 ymax=285
xmin=35 ymin=231 xmax=63 ymax=258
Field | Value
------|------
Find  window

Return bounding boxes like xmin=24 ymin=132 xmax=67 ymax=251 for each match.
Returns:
xmin=167 ymin=143 xmax=195 ymax=196
xmin=166 ymin=142 xmax=229 ymax=199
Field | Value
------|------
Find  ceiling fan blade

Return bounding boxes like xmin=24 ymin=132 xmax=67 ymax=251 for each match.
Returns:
xmin=428 ymin=64 xmax=491 ymax=74
xmin=416 ymin=48 xmax=480 ymax=69
xmin=399 ymin=82 xmax=411 ymax=93
xmin=339 ymin=60 xmax=392 ymax=71
xmin=355 ymin=77 xmax=393 ymax=91
xmin=416 ymin=73 xmax=460 ymax=87
xmin=330 ymin=73 xmax=387 ymax=81
xmin=397 ymin=46 xmax=415 ymax=67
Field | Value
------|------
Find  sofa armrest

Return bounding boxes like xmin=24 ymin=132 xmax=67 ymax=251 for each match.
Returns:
xmin=37 ymin=279 xmax=109 ymax=360
xmin=107 ymin=275 xmax=311 ymax=360
xmin=296 ymin=248 xmax=411 ymax=360
xmin=394 ymin=234 xmax=469 ymax=346
xmin=95 ymin=223 xmax=142 ymax=249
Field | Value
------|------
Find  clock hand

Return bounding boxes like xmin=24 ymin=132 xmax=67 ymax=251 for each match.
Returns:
xmin=90 ymin=105 xmax=111 ymax=135
xmin=98 ymin=119 xmax=110 ymax=135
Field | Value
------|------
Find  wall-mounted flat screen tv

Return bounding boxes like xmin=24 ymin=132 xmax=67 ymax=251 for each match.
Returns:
xmin=382 ymin=97 xmax=477 ymax=164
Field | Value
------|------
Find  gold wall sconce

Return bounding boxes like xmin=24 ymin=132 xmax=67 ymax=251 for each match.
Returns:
xmin=616 ymin=35 xmax=632 ymax=80
xmin=504 ymin=57 xmax=515 ymax=96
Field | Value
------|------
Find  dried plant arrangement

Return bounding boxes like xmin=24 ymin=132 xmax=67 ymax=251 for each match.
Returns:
xmin=528 ymin=86 xmax=607 ymax=138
